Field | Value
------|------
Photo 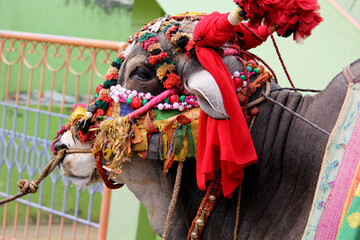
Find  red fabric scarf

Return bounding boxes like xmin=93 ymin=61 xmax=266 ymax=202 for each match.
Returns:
xmin=194 ymin=12 xmax=259 ymax=198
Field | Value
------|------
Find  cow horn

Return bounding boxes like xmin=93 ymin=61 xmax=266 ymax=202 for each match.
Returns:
xmin=184 ymin=69 xmax=229 ymax=120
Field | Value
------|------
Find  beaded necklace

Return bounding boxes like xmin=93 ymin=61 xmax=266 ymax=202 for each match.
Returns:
xmin=109 ymin=84 xmax=198 ymax=111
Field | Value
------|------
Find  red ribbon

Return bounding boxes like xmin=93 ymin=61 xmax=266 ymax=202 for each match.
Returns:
xmin=194 ymin=12 xmax=258 ymax=198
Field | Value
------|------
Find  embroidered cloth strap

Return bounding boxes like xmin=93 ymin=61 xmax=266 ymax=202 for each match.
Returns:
xmin=302 ymin=83 xmax=360 ymax=239
xmin=194 ymin=12 xmax=258 ymax=198
xmin=315 ymin=90 xmax=360 ymax=239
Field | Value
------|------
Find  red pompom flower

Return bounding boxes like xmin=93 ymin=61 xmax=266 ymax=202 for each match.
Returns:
xmin=105 ymin=72 xmax=118 ymax=80
xmin=149 ymin=52 xmax=168 ymax=65
xmin=276 ymin=0 xmax=323 ymax=42
xmin=163 ymin=73 xmax=182 ymax=89
xmin=234 ymin=0 xmax=323 ymax=42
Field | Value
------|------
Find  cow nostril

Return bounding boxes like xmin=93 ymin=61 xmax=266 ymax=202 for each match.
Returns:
xmin=54 ymin=143 xmax=68 ymax=152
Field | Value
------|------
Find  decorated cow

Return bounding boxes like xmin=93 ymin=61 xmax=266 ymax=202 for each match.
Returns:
xmin=51 ymin=2 xmax=360 ymax=240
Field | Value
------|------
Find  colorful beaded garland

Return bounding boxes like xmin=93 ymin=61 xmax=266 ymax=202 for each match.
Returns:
xmin=109 ymin=84 xmax=198 ymax=111
xmin=232 ymin=60 xmax=265 ymax=93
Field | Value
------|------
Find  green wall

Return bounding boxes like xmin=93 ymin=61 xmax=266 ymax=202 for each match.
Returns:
xmin=0 ymin=0 xmax=164 ymax=239
xmin=0 ymin=0 xmax=131 ymax=41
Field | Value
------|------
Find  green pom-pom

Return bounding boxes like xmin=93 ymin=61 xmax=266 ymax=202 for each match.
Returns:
xmin=139 ymin=33 xmax=155 ymax=43
xmin=155 ymin=58 xmax=175 ymax=69
xmin=103 ymin=79 xmax=116 ymax=88
xmin=95 ymin=94 xmax=99 ymax=99
xmin=96 ymin=116 xmax=104 ymax=121
xmin=126 ymin=98 xmax=132 ymax=105
xmin=162 ymin=22 xmax=180 ymax=34
xmin=179 ymin=95 xmax=186 ymax=102
xmin=95 ymin=100 xmax=108 ymax=110
xmin=253 ymin=68 xmax=259 ymax=74
xmin=164 ymin=97 xmax=169 ymax=104
xmin=114 ymin=57 xmax=124 ymax=64
xmin=142 ymin=99 xmax=149 ymax=105
xmin=240 ymin=75 xmax=246 ymax=81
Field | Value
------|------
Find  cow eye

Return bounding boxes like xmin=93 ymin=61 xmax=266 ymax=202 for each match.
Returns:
xmin=129 ymin=67 xmax=152 ymax=81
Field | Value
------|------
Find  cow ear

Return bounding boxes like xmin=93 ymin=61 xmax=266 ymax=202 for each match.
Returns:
xmin=184 ymin=69 xmax=229 ymax=120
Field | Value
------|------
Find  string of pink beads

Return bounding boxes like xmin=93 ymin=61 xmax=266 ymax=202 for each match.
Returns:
xmin=109 ymin=84 xmax=198 ymax=111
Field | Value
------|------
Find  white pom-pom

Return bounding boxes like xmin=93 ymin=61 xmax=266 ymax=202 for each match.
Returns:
xmin=113 ymin=96 xmax=119 ymax=102
xmin=145 ymin=93 xmax=152 ymax=100
xmin=158 ymin=103 xmax=164 ymax=110
xmin=139 ymin=92 xmax=145 ymax=98
xmin=173 ymin=102 xmax=179 ymax=109
xmin=86 ymin=112 xmax=93 ymax=118
xmin=179 ymin=105 xmax=184 ymax=111
xmin=233 ymin=71 xmax=240 ymax=77
xmin=131 ymin=90 xmax=137 ymax=96
xmin=243 ymin=81 xmax=248 ymax=87
xmin=110 ymin=86 xmax=115 ymax=91
xmin=126 ymin=90 xmax=131 ymax=94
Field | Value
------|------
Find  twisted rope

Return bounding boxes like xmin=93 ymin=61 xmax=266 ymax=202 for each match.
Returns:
xmin=268 ymin=32 xmax=296 ymax=89
xmin=0 ymin=148 xmax=92 ymax=205
xmin=262 ymin=94 xmax=330 ymax=135
xmin=162 ymin=161 xmax=184 ymax=240
xmin=233 ymin=184 xmax=243 ymax=240
xmin=271 ymin=87 xmax=321 ymax=93
xmin=247 ymin=81 xmax=271 ymax=109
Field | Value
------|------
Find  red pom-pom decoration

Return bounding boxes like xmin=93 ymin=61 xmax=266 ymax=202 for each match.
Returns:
xmin=276 ymin=0 xmax=323 ymax=42
xmin=233 ymin=77 xmax=244 ymax=89
xmin=96 ymin=84 xmax=103 ymax=93
xmin=105 ymin=72 xmax=118 ymax=80
xmin=169 ymin=94 xmax=179 ymax=104
xmin=149 ymin=52 xmax=168 ymax=65
xmin=130 ymin=97 xmax=141 ymax=109
xmin=163 ymin=73 xmax=182 ymax=89
xmin=234 ymin=0 xmax=323 ymax=42
xmin=234 ymin=0 xmax=287 ymax=27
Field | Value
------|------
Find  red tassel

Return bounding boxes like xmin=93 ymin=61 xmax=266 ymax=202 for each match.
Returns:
xmin=234 ymin=0 xmax=287 ymax=27
xmin=234 ymin=0 xmax=323 ymax=42
xmin=276 ymin=0 xmax=323 ymax=42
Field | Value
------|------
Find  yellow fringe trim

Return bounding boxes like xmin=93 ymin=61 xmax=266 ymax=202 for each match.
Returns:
xmin=70 ymin=105 xmax=87 ymax=125
xmin=108 ymin=66 xmax=119 ymax=74
xmin=92 ymin=116 xmax=132 ymax=174
xmin=156 ymin=63 xmax=175 ymax=80
xmin=147 ymin=43 xmax=162 ymax=52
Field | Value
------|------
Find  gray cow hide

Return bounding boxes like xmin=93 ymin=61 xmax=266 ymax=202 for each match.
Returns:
xmin=54 ymin=14 xmax=360 ymax=239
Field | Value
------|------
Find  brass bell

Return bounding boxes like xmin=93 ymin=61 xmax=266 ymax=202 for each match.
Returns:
xmin=191 ymin=226 xmax=199 ymax=239
xmin=195 ymin=212 xmax=205 ymax=227
xmin=209 ymin=194 xmax=216 ymax=201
